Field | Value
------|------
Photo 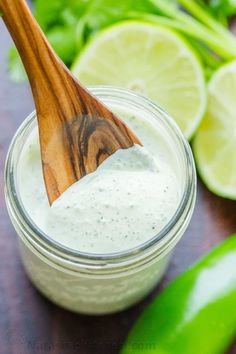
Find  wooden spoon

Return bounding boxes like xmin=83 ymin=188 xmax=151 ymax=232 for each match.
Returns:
xmin=0 ymin=0 xmax=141 ymax=204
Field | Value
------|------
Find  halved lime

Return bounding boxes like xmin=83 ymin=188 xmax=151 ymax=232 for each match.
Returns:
xmin=71 ymin=21 xmax=206 ymax=139
xmin=193 ymin=60 xmax=236 ymax=199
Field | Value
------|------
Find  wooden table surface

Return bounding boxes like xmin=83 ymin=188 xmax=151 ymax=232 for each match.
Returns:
xmin=0 ymin=20 xmax=236 ymax=354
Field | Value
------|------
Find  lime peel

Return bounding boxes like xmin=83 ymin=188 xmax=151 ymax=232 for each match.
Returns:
xmin=193 ymin=60 xmax=236 ymax=200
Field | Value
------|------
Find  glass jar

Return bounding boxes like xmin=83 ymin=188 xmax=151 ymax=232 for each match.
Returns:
xmin=5 ymin=86 xmax=196 ymax=315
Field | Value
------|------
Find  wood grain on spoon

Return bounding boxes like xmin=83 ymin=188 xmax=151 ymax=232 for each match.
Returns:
xmin=0 ymin=0 xmax=142 ymax=204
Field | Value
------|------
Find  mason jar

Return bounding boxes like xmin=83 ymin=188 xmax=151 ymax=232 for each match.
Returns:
xmin=4 ymin=86 xmax=196 ymax=315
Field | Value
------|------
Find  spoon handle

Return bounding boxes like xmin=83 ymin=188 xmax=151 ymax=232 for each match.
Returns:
xmin=0 ymin=0 xmax=142 ymax=205
xmin=0 ymin=0 xmax=81 ymax=117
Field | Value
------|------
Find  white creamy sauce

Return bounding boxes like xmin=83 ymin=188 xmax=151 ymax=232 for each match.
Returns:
xmin=18 ymin=106 xmax=182 ymax=253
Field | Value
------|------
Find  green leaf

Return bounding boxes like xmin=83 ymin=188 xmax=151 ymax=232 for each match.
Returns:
xmin=206 ymin=0 xmax=236 ymax=22
xmin=47 ymin=25 xmax=78 ymax=65
xmin=8 ymin=47 xmax=26 ymax=83
xmin=208 ymin=0 xmax=236 ymax=15
xmin=34 ymin=0 xmax=90 ymax=29
xmin=84 ymin=0 xmax=157 ymax=31
xmin=75 ymin=0 xmax=158 ymax=46
xmin=34 ymin=0 xmax=67 ymax=30
xmin=68 ymin=0 xmax=91 ymax=17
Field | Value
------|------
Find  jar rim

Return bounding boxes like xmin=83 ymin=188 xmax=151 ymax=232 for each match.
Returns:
xmin=5 ymin=86 xmax=196 ymax=267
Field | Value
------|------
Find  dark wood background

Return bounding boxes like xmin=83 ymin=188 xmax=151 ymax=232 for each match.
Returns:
xmin=0 ymin=20 xmax=236 ymax=354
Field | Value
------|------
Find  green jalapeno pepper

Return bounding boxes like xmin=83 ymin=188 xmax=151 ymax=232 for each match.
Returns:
xmin=122 ymin=234 xmax=236 ymax=354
